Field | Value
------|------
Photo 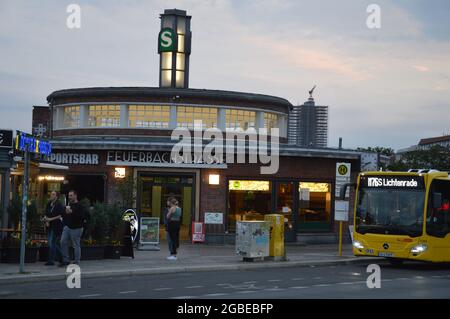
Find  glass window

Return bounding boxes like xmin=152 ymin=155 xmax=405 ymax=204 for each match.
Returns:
xmin=162 ymin=16 xmax=174 ymax=29
xmin=228 ymin=180 xmax=272 ymax=232
xmin=177 ymin=17 xmax=186 ymax=34
xmin=276 ymin=182 xmax=294 ymax=230
xmin=88 ymin=105 xmax=120 ymax=127
xmin=176 ymin=70 xmax=185 ymax=88
xmin=178 ymin=34 xmax=185 ymax=53
xmin=161 ymin=52 xmax=172 ymax=70
xmin=356 ymin=188 xmax=424 ymax=237
xmin=63 ymin=106 xmax=80 ymax=128
xmin=177 ymin=106 xmax=217 ymax=129
xmin=298 ymin=182 xmax=332 ymax=231
xmin=264 ymin=113 xmax=279 ymax=130
xmin=226 ymin=109 xmax=256 ymax=130
xmin=129 ymin=105 xmax=170 ymax=128
xmin=161 ymin=70 xmax=172 ymax=87
xmin=176 ymin=53 xmax=185 ymax=71
xmin=426 ymin=180 xmax=450 ymax=238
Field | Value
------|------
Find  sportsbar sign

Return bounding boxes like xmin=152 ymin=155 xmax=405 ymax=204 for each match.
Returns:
xmin=361 ymin=175 xmax=424 ymax=189
xmin=48 ymin=153 xmax=100 ymax=165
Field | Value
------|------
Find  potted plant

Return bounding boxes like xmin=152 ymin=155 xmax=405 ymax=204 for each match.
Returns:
xmin=38 ymin=245 xmax=49 ymax=262
xmin=104 ymin=240 xmax=122 ymax=259
xmin=7 ymin=195 xmax=22 ymax=230
xmin=80 ymin=239 xmax=105 ymax=260
xmin=2 ymin=199 xmax=43 ymax=263
xmin=0 ymin=237 xmax=40 ymax=263
xmin=78 ymin=201 xmax=108 ymax=260
xmin=104 ymin=204 xmax=123 ymax=259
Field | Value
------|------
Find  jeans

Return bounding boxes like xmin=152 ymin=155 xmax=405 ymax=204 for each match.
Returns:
xmin=47 ymin=229 xmax=62 ymax=263
xmin=167 ymin=221 xmax=180 ymax=255
xmin=61 ymin=226 xmax=83 ymax=263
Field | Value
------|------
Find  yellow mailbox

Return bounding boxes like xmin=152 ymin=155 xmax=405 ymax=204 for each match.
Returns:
xmin=264 ymin=214 xmax=285 ymax=258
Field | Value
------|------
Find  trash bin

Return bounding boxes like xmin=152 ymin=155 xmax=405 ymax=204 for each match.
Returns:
xmin=235 ymin=221 xmax=270 ymax=261
xmin=264 ymin=214 xmax=285 ymax=260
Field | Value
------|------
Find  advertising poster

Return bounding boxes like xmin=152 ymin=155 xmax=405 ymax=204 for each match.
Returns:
xmin=140 ymin=217 xmax=160 ymax=244
xmin=204 ymin=212 xmax=223 ymax=224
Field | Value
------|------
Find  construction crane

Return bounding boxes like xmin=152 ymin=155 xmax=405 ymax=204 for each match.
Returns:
xmin=308 ymin=85 xmax=316 ymax=98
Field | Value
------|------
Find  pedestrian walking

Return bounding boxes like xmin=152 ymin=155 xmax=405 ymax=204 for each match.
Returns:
xmin=42 ymin=191 xmax=64 ymax=266
xmin=166 ymin=197 xmax=181 ymax=260
xmin=59 ymin=190 xmax=87 ymax=266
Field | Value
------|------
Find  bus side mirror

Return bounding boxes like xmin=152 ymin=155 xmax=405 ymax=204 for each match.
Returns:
xmin=340 ymin=183 xmax=356 ymax=200
xmin=433 ymin=192 xmax=442 ymax=209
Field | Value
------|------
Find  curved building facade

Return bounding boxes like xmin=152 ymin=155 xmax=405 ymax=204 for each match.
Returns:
xmin=27 ymin=8 xmax=361 ymax=244
xmin=34 ymin=85 xmax=360 ymax=243
xmin=47 ymin=87 xmax=290 ymax=140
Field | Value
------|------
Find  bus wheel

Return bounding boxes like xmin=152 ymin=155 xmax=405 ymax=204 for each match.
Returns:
xmin=387 ymin=258 xmax=404 ymax=266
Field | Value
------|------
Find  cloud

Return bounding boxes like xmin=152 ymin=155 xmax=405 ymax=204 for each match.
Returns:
xmin=412 ymin=65 xmax=430 ymax=72
xmin=0 ymin=0 xmax=449 ymax=150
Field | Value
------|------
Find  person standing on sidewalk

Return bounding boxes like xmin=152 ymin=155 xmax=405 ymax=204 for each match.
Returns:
xmin=166 ymin=197 xmax=181 ymax=261
xmin=43 ymin=191 xmax=64 ymax=266
xmin=60 ymin=190 xmax=86 ymax=267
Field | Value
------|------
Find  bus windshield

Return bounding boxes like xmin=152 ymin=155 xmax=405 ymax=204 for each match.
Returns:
xmin=356 ymin=188 xmax=425 ymax=237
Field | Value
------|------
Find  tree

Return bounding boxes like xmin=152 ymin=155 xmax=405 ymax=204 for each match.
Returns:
xmin=6 ymin=196 xmax=40 ymax=233
xmin=389 ymin=145 xmax=450 ymax=171
xmin=356 ymin=146 xmax=395 ymax=157
xmin=115 ymin=174 xmax=136 ymax=208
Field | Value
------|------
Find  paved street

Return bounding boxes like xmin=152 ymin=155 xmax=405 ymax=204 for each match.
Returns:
xmin=0 ymin=244 xmax=373 ymax=284
xmin=2 ymin=261 xmax=450 ymax=299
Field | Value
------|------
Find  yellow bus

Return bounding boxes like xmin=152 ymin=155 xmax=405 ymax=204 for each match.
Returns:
xmin=347 ymin=170 xmax=450 ymax=264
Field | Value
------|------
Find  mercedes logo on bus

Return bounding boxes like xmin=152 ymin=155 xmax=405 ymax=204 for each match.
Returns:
xmin=383 ymin=243 xmax=390 ymax=250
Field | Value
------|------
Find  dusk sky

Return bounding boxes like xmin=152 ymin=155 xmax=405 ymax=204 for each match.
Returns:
xmin=0 ymin=0 xmax=449 ymax=150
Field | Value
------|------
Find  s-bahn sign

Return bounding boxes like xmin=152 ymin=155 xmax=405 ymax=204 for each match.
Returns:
xmin=158 ymin=28 xmax=176 ymax=52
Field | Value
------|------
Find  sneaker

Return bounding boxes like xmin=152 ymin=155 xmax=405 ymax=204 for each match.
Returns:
xmin=58 ymin=262 xmax=70 ymax=267
xmin=166 ymin=255 xmax=177 ymax=261
xmin=44 ymin=262 xmax=55 ymax=266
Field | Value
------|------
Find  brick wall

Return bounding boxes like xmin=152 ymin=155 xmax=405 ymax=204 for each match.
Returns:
xmin=199 ymin=157 xmax=359 ymax=234
xmin=32 ymin=106 xmax=50 ymax=138
xmin=45 ymin=148 xmax=359 ymax=237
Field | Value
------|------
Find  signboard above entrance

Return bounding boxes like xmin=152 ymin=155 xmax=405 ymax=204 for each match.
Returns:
xmin=48 ymin=152 xmax=100 ymax=165
xmin=106 ymin=151 xmax=227 ymax=169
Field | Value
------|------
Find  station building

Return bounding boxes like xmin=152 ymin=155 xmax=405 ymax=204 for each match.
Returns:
xmin=29 ymin=9 xmax=363 ymax=244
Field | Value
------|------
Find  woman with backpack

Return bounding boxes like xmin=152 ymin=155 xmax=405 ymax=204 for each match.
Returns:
xmin=166 ymin=197 xmax=181 ymax=260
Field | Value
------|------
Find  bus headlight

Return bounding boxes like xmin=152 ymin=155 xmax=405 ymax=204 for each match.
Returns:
xmin=353 ymin=241 xmax=364 ymax=249
xmin=410 ymin=244 xmax=428 ymax=254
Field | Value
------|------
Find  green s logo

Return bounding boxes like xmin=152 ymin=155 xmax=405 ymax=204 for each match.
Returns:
xmin=159 ymin=28 xmax=176 ymax=52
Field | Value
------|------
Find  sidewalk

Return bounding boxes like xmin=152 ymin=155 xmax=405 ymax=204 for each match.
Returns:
xmin=0 ymin=243 xmax=378 ymax=284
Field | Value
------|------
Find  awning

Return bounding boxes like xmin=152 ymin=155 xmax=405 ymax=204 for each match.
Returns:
xmin=38 ymin=163 xmax=69 ymax=170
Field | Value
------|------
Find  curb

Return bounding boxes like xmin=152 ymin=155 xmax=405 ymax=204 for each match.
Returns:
xmin=0 ymin=257 xmax=380 ymax=285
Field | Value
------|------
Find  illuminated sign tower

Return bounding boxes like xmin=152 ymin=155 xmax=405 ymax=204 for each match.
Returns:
xmin=158 ymin=9 xmax=192 ymax=88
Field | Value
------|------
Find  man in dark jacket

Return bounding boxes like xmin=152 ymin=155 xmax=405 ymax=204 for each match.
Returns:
xmin=60 ymin=190 xmax=86 ymax=266
xmin=43 ymin=191 xmax=64 ymax=265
